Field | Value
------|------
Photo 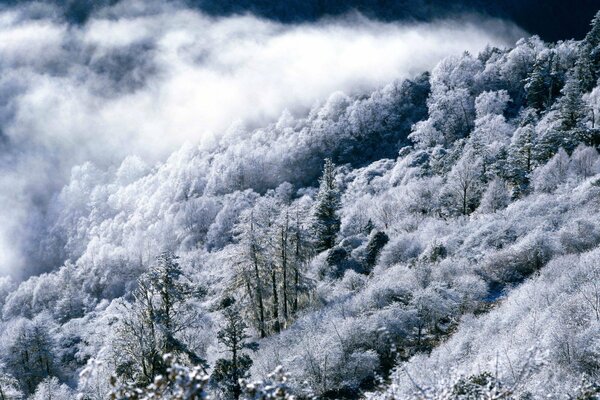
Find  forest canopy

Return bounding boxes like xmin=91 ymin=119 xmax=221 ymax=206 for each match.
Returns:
xmin=1 ymin=3 xmax=600 ymax=400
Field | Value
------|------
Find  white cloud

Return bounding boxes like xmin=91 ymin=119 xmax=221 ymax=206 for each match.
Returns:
xmin=0 ymin=1 xmax=525 ymax=275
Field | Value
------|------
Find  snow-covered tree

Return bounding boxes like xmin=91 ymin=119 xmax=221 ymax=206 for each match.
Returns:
xmin=31 ymin=377 xmax=73 ymax=400
xmin=507 ymin=114 xmax=537 ymax=194
xmin=312 ymin=159 xmax=341 ymax=252
xmin=444 ymin=156 xmax=484 ymax=215
xmin=532 ymin=148 xmax=570 ymax=192
xmin=212 ymin=303 xmax=256 ymax=399
xmin=0 ymin=314 xmax=58 ymax=395
xmin=478 ymin=178 xmax=511 ymax=214
xmin=115 ymin=252 xmax=206 ymax=385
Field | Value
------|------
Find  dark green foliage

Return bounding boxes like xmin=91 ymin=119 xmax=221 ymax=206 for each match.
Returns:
xmin=584 ymin=11 xmax=600 ymax=79
xmin=507 ymin=120 xmax=536 ymax=194
xmin=4 ymin=318 xmax=57 ymax=394
xmin=557 ymin=73 xmax=587 ymax=133
xmin=452 ymin=372 xmax=502 ymax=399
xmin=212 ymin=356 xmax=253 ymax=400
xmin=575 ymin=42 xmax=597 ymax=93
xmin=363 ymin=219 xmax=375 ymax=235
xmin=574 ymin=376 xmax=600 ymax=400
xmin=534 ymin=73 xmax=589 ymax=163
xmin=525 ymin=51 xmax=563 ymax=111
xmin=211 ymin=305 xmax=256 ymax=399
xmin=364 ymin=231 xmax=389 ymax=270
xmin=109 ymin=354 xmax=209 ymax=400
xmin=526 ymin=60 xmax=549 ymax=110
xmin=326 ymin=247 xmax=347 ymax=267
xmin=116 ymin=252 xmax=206 ymax=385
xmin=423 ymin=242 xmax=447 ymax=263
xmin=312 ymin=159 xmax=341 ymax=252
xmin=322 ymin=246 xmax=365 ymax=278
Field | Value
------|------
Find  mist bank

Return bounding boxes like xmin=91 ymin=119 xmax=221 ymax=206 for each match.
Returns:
xmin=0 ymin=0 xmax=524 ymax=276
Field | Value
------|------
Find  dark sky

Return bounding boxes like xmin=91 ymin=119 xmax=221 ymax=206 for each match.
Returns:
xmin=189 ymin=0 xmax=600 ymax=42
xmin=2 ymin=0 xmax=598 ymax=42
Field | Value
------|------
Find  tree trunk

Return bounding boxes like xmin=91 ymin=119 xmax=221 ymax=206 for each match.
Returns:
xmin=250 ymin=216 xmax=266 ymax=338
xmin=281 ymin=218 xmax=289 ymax=325
xmin=271 ymin=268 xmax=280 ymax=334
xmin=292 ymin=211 xmax=301 ymax=316
xmin=252 ymin=253 xmax=266 ymax=338
xmin=232 ymin=337 xmax=240 ymax=400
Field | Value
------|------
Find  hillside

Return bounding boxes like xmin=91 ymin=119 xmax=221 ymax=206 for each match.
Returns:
xmin=1 ymin=5 xmax=600 ymax=400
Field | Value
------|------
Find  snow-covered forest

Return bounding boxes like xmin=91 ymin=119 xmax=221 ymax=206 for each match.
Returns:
xmin=1 ymin=1 xmax=600 ymax=399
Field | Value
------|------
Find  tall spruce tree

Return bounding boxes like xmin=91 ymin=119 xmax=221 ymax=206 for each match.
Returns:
xmin=584 ymin=11 xmax=600 ymax=90
xmin=507 ymin=123 xmax=537 ymax=195
xmin=557 ymin=73 xmax=586 ymax=133
xmin=211 ymin=304 xmax=256 ymax=400
xmin=312 ymin=158 xmax=341 ymax=252
xmin=116 ymin=252 xmax=206 ymax=385
xmin=535 ymin=72 xmax=588 ymax=163
xmin=585 ymin=11 xmax=600 ymax=51
xmin=575 ymin=42 xmax=596 ymax=93
xmin=526 ymin=59 xmax=549 ymax=111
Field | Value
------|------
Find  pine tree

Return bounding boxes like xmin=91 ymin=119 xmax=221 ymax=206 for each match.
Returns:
xmin=526 ymin=60 xmax=548 ymax=111
xmin=584 ymin=10 xmax=600 ymax=49
xmin=557 ymin=73 xmax=586 ymax=133
xmin=507 ymin=121 xmax=537 ymax=194
xmin=233 ymin=209 xmax=268 ymax=338
xmin=364 ymin=231 xmax=389 ymax=271
xmin=363 ymin=219 xmax=375 ymax=235
xmin=584 ymin=11 xmax=600 ymax=90
xmin=150 ymin=252 xmax=196 ymax=350
xmin=575 ymin=42 xmax=596 ymax=93
xmin=116 ymin=252 xmax=206 ymax=385
xmin=535 ymin=73 xmax=588 ymax=164
xmin=3 ymin=317 xmax=57 ymax=395
xmin=211 ymin=304 xmax=256 ymax=400
xmin=289 ymin=203 xmax=313 ymax=318
xmin=312 ymin=158 xmax=341 ymax=252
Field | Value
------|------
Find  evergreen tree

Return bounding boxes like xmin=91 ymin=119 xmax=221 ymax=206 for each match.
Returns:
xmin=312 ymin=159 xmax=341 ymax=252
xmin=507 ymin=121 xmax=537 ymax=194
xmin=557 ymin=73 xmax=586 ymax=133
xmin=585 ymin=11 xmax=600 ymax=48
xmin=535 ymin=73 xmax=588 ymax=164
xmin=575 ymin=42 xmax=596 ymax=93
xmin=525 ymin=50 xmax=564 ymax=112
xmin=584 ymin=10 xmax=600 ymax=59
xmin=364 ymin=231 xmax=389 ymax=271
xmin=363 ymin=219 xmax=375 ymax=235
xmin=584 ymin=11 xmax=600 ymax=92
xmin=2 ymin=317 xmax=57 ymax=395
xmin=232 ymin=209 xmax=268 ymax=338
xmin=289 ymin=202 xmax=313 ymax=319
xmin=211 ymin=304 xmax=256 ymax=400
xmin=526 ymin=59 xmax=549 ymax=111
xmin=150 ymin=252 xmax=196 ymax=350
xmin=116 ymin=252 xmax=206 ymax=385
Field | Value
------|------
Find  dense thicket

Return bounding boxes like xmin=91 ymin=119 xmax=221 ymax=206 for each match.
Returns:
xmin=1 ymin=10 xmax=600 ymax=400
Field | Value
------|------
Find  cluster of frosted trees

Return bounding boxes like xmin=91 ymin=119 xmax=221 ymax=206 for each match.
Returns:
xmin=2 ymin=11 xmax=600 ymax=400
